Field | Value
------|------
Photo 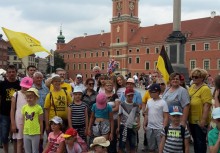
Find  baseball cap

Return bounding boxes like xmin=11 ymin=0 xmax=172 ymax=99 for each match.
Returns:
xmin=90 ymin=136 xmax=110 ymax=148
xmin=20 ymin=77 xmax=33 ymax=88
xmin=73 ymin=86 xmax=83 ymax=93
xmin=76 ymin=74 xmax=82 ymax=78
xmin=126 ymin=78 xmax=134 ymax=84
xmin=148 ymin=83 xmax=161 ymax=92
xmin=125 ymin=88 xmax=134 ymax=95
xmin=62 ymin=128 xmax=78 ymax=138
xmin=212 ymin=107 xmax=220 ymax=119
xmin=50 ymin=116 xmax=63 ymax=124
xmin=26 ymin=88 xmax=39 ymax=98
xmin=169 ymin=106 xmax=183 ymax=116
xmin=96 ymin=93 xmax=107 ymax=109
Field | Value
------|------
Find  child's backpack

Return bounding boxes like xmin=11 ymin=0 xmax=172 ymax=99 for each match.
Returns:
xmin=164 ymin=125 xmax=185 ymax=153
xmin=76 ymin=134 xmax=88 ymax=152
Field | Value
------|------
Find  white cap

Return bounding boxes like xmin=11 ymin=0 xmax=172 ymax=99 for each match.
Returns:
xmin=73 ymin=86 xmax=83 ymax=93
xmin=76 ymin=74 xmax=82 ymax=78
xmin=50 ymin=116 xmax=63 ymax=124
xmin=126 ymin=78 xmax=134 ymax=84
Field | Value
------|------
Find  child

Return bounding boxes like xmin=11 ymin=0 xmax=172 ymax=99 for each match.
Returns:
xmin=143 ymin=83 xmax=169 ymax=153
xmin=63 ymin=127 xmax=88 ymax=153
xmin=43 ymin=116 xmax=65 ymax=153
xmin=88 ymin=136 xmax=110 ymax=153
xmin=88 ymin=93 xmax=114 ymax=141
xmin=208 ymin=107 xmax=220 ymax=153
xmin=159 ymin=105 xmax=190 ymax=153
xmin=22 ymin=88 xmax=43 ymax=153
xmin=68 ymin=86 xmax=88 ymax=141
xmin=117 ymin=88 xmax=140 ymax=153
xmin=10 ymin=77 xmax=33 ymax=153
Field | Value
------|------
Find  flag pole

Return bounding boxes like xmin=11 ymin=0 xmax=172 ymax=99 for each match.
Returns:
xmin=19 ymin=58 xmax=27 ymax=75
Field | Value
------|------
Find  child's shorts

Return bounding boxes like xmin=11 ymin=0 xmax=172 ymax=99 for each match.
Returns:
xmin=119 ymin=124 xmax=137 ymax=151
xmin=92 ymin=120 xmax=110 ymax=136
xmin=146 ymin=127 xmax=162 ymax=151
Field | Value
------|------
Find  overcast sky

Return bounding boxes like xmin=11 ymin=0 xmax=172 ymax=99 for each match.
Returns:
xmin=0 ymin=0 xmax=219 ymax=57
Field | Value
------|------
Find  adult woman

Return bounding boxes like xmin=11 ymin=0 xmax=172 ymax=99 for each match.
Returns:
xmin=188 ymin=68 xmax=212 ymax=153
xmin=82 ymin=78 xmax=98 ymax=118
xmin=104 ymin=80 xmax=120 ymax=153
xmin=156 ymin=78 xmax=166 ymax=97
xmin=96 ymin=74 xmax=107 ymax=93
xmin=162 ymin=72 xmax=190 ymax=126
xmin=115 ymin=75 xmax=126 ymax=98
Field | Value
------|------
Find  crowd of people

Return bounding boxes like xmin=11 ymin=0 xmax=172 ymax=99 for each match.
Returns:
xmin=0 ymin=64 xmax=220 ymax=153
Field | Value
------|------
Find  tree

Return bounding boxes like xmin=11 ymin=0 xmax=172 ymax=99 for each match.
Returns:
xmin=46 ymin=51 xmax=65 ymax=73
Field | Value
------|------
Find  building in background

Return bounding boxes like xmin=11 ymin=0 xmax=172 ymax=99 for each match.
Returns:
xmin=0 ymin=34 xmax=9 ymax=69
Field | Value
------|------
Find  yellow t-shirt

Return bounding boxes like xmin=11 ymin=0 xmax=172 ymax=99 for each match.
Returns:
xmin=22 ymin=104 xmax=43 ymax=135
xmin=188 ymin=84 xmax=212 ymax=124
xmin=44 ymin=89 xmax=73 ymax=120
xmin=142 ymin=90 xmax=151 ymax=104
xmin=50 ymin=82 xmax=72 ymax=94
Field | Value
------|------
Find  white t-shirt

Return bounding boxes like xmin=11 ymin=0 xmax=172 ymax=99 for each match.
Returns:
xmin=146 ymin=98 xmax=168 ymax=129
xmin=116 ymin=87 xmax=126 ymax=99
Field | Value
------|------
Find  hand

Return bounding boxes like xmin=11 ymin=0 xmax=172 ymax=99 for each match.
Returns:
xmin=11 ymin=124 xmax=17 ymax=133
xmin=198 ymin=120 xmax=206 ymax=128
xmin=84 ymin=128 xmax=88 ymax=136
xmin=215 ymin=89 xmax=220 ymax=99
xmin=87 ymin=129 xmax=91 ymax=136
xmin=69 ymin=78 xmax=74 ymax=83
xmin=136 ymin=122 xmax=140 ymax=130
xmin=109 ymin=133 xmax=113 ymax=141
xmin=180 ymin=121 xmax=186 ymax=128
xmin=46 ymin=125 xmax=50 ymax=134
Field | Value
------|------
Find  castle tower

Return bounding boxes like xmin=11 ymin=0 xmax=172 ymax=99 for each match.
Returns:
xmin=56 ymin=25 xmax=66 ymax=51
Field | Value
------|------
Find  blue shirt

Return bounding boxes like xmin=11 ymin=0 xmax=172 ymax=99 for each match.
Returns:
xmin=32 ymin=83 xmax=49 ymax=108
xmin=92 ymin=103 xmax=112 ymax=119
xmin=120 ymin=90 xmax=142 ymax=105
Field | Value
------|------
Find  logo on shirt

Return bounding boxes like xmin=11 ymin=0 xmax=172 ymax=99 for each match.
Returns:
xmin=25 ymin=112 xmax=35 ymax=121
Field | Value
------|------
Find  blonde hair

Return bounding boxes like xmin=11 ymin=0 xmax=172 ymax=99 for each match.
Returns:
xmin=190 ymin=68 xmax=208 ymax=80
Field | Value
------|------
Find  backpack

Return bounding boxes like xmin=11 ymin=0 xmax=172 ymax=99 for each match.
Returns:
xmin=164 ymin=125 xmax=185 ymax=153
xmin=76 ymin=134 xmax=88 ymax=152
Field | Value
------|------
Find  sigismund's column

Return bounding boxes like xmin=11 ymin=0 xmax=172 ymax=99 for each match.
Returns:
xmin=166 ymin=0 xmax=189 ymax=83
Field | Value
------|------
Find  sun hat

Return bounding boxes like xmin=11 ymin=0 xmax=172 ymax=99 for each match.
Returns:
xmin=96 ymin=93 xmax=107 ymax=109
xmin=76 ymin=74 xmax=82 ymax=78
xmin=169 ymin=105 xmax=183 ymax=116
xmin=26 ymin=88 xmax=39 ymax=98
xmin=73 ymin=86 xmax=83 ymax=93
xmin=125 ymin=88 xmax=134 ymax=95
xmin=50 ymin=116 xmax=63 ymax=124
xmin=62 ymin=128 xmax=78 ymax=138
xmin=126 ymin=78 xmax=134 ymax=84
xmin=148 ymin=83 xmax=161 ymax=92
xmin=212 ymin=107 xmax=220 ymax=119
xmin=20 ymin=77 xmax=33 ymax=88
xmin=90 ymin=136 xmax=110 ymax=148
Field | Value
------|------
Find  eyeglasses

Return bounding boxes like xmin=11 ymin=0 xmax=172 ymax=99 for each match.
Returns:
xmin=159 ymin=83 xmax=165 ymax=86
xmin=88 ymin=83 xmax=94 ymax=86
xmin=191 ymin=76 xmax=200 ymax=79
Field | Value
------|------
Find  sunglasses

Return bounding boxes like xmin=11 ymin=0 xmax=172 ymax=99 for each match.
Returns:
xmin=191 ymin=76 xmax=200 ymax=79
xmin=159 ymin=83 xmax=165 ymax=86
xmin=88 ymin=83 xmax=94 ymax=86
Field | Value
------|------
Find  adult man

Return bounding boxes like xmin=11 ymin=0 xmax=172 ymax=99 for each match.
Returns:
xmin=0 ymin=65 xmax=21 ymax=153
xmin=70 ymin=74 xmax=85 ymax=91
xmin=26 ymin=65 xmax=37 ymax=78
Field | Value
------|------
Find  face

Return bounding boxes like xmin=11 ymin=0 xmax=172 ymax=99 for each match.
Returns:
xmin=76 ymin=77 xmax=82 ymax=84
xmin=87 ymin=81 xmax=94 ymax=89
xmin=117 ymin=77 xmax=123 ymax=86
xmin=33 ymin=75 xmax=43 ymax=85
xmin=26 ymin=92 xmax=38 ymax=105
xmin=6 ymin=68 xmax=17 ymax=80
xmin=65 ymin=136 xmax=76 ymax=145
xmin=157 ymin=82 xmax=166 ymax=91
xmin=105 ymin=84 xmax=113 ymax=92
xmin=73 ymin=92 xmax=82 ymax=101
xmin=149 ymin=91 xmax=160 ymax=99
xmin=170 ymin=75 xmax=180 ymax=87
xmin=94 ymin=145 xmax=107 ymax=153
xmin=170 ymin=115 xmax=181 ymax=124
xmin=99 ymin=77 xmax=106 ymax=85
xmin=27 ymin=67 xmax=36 ymax=77
xmin=126 ymin=94 xmax=134 ymax=102
xmin=93 ymin=69 xmax=100 ymax=75
xmin=152 ymin=73 xmax=158 ymax=83
xmin=126 ymin=82 xmax=134 ymax=89
xmin=21 ymin=87 xmax=29 ymax=92
xmin=191 ymin=73 xmax=203 ymax=84
xmin=52 ymin=80 xmax=61 ymax=89
xmin=57 ymin=70 xmax=66 ymax=81
xmin=50 ymin=122 xmax=61 ymax=132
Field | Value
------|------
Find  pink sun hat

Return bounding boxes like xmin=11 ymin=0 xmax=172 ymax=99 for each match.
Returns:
xmin=96 ymin=93 xmax=107 ymax=109
xmin=20 ymin=77 xmax=33 ymax=88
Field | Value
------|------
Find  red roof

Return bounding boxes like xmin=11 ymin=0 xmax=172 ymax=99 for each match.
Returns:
xmin=59 ymin=16 xmax=220 ymax=51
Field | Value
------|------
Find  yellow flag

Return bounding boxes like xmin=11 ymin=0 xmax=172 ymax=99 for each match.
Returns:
xmin=2 ymin=27 xmax=51 ymax=58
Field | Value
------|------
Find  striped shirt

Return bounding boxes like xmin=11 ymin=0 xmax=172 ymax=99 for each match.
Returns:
xmin=161 ymin=125 xmax=190 ymax=153
xmin=69 ymin=102 xmax=87 ymax=126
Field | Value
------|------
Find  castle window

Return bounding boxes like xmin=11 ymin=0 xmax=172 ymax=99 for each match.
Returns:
xmin=190 ymin=60 xmax=196 ymax=70
xmin=90 ymin=52 xmax=93 ymax=57
xmin=204 ymin=43 xmax=210 ymax=51
xmin=146 ymin=48 xmax=150 ymax=54
xmin=96 ymin=52 xmax=98 ymax=57
xmin=78 ymin=63 xmax=81 ymax=70
xmin=128 ymin=57 xmax=132 ymax=64
xmin=79 ymin=53 xmax=81 ymax=58
xmin=203 ymin=59 xmax=210 ymax=70
xmin=90 ymin=63 xmax=93 ymax=70
xmin=136 ymin=57 xmax=140 ymax=64
xmin=191 ymin=44 xmax=196 ymax=51
xmin=136 ymin=48 xmax=140 ymax=53
xmin=116 ymin=50 xmax=120 ymax=56
xmin=155 ymin=47 xmax=159 ymax=54
xmin=102 ymin=51 xmax=104 ymax=57
xmin=84 ymin=52 xmax=86 ymax=58
xmin=145 ymin=62 xmax=150 ymax=70
xmin=117 ymin=38 xmax=120 ymax=43
xmin=84 ymin=63 xmax=87 ymax=70
xmin=101 ymin=63 xmax=105 ymax=70
xmin=218 ymin=59 xmax=220 ymax=70
xmin=73 ymin=63 xmax=76 ymax=70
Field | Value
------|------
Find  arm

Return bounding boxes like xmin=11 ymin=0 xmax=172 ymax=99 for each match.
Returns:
xmin=184 ymin=138 xmax=190 ymax=153
xmin=56 ymin=141 xmax=65 ymax=153
xmin=88 ymin=112 xmax=95 ymax=136
xmin=163 ymin=112 xmax=169 ymax=127
xmin=117 ymin=114 xmax=121 ymax=135
xmin=200 ymin=103 xmax=211 ymax=127
xmin=67 ymin=107 xmax=72 ymax=128
xmin=214 ymin=89 xmax=220 ymax=108
xmin=44 ymin=108 xmax=50 ymax=133
xmin=10 ymin=96 xmax=17 ymax=133
xmin=112 ymin=100 xmax=120 ymax=112
xmin=159 ymin=135 xmax=166 ymax=153
xmin=143 ymin=107 xmax=148 ymax=130
xmin=181 ymin=104 xmax=189 ymax=127
xmin=85 ymin=107 xmax=89 ymax=135
xmin=39 ymin=114 xmax=43 ymax=139
xmin=109 ymin=112 xmax=114 ymax=141
xmin=42 ymin=141 xmax=50 ymax=153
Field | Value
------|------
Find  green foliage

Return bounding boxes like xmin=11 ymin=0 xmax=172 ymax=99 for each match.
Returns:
xmin=46 ymin=51 xmax=65 ymax=73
